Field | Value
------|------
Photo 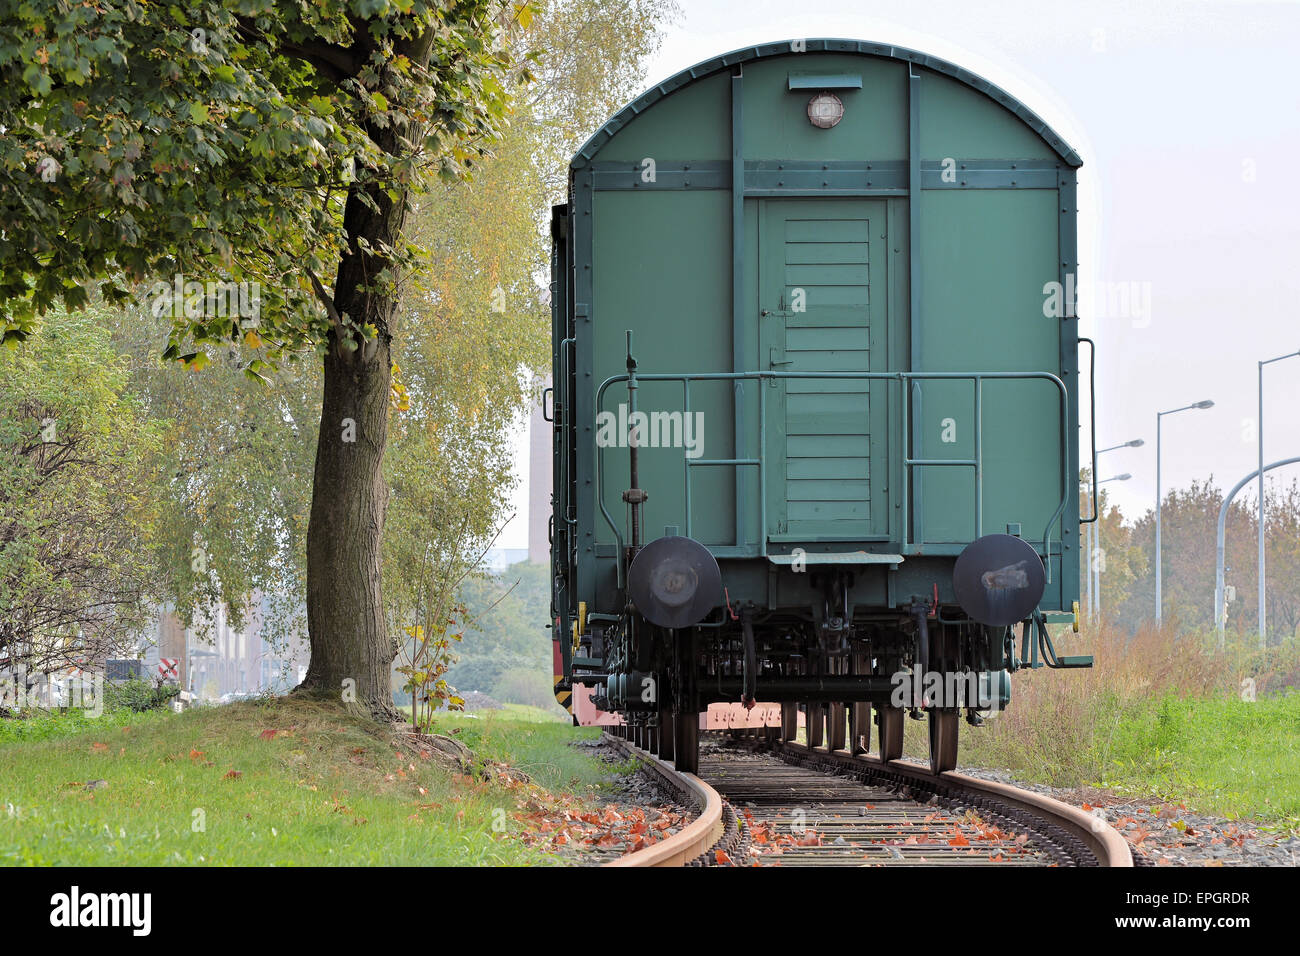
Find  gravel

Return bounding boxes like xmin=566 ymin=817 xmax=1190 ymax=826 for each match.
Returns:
xmin=550 ymin=737 xmax=696 ymax=864
xmin=953 ymin=765 xmax=1300 ymax=867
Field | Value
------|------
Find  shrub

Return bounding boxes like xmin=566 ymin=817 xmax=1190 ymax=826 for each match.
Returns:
xmin=104 ymin=678 xmax=179 ymax=713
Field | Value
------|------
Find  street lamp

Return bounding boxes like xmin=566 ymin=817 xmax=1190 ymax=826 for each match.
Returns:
xmin=1256 ymin=350 xmax=1300 ymax=646
xmin=1156 ymin=401 xmax=1214 ymax=626
xmin=1216 ymin=457 xmax=1300 ymax=648
xmin=1099 ymin=439 xmax=1145 ymax=454
xmin=1089 ymin=473 xmax=1131 ymax=619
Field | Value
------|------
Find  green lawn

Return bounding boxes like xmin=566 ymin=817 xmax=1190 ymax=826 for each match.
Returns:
xmin=1095 ymin=692 xmax=1300 ymax=827
xmin=0 ymin=697 xmax=613 ymax=865
xmin=953 ymin=690 xmax=1300 ymax=828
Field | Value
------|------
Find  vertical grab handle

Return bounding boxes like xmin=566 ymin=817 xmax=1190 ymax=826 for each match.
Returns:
xmin=1078 ymin=336 xmax=1098 ymax=524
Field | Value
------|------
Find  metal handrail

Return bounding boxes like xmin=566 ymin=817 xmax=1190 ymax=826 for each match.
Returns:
xmin=594 ymin=369 xmax=1070 ymax=588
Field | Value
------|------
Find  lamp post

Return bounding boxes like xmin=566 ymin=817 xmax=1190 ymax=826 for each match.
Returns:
xmin=1217 ymin=457 xmax=1300 ymax=649
xmin=1256 ymin=350 xmax=1300 ymax=647
xmin=1156 ymin=401 xmax=1214 ymax=626
xmin=1091 ymin=473 xmax=1131 ymax=618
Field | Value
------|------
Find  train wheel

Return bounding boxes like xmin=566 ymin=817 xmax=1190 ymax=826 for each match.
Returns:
xmin=674 ymin=712 xmax=699 ymax=774
xmin=849 ymin=703 xmax=871 ymax=755
xmin=928 ymin=709 xmax=959 ymax=773
xmin=781 ymin=702 xmax=798 ymax=742
xmin=805 ymin=703 xmax=825 ymax=749
xmin=827 ymin=702 xmax=847 ymax=752
xmin=670 ymin=629 xmax=698 ymax=773
xmin=877 ymin=706 xmax=904 ymax=762
xmin=657 ymin=707 xmax=675 ymax=762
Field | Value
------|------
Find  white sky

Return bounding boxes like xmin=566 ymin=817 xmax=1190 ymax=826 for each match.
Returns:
xmin=501 ymin=0 xmax=1300 ymax=547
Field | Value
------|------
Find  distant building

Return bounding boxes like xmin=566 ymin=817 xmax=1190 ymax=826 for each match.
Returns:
xmin=483 ymin=547 xmax=529 ymax=572
xmin=142 ymin=596 xmax=309 ymax=700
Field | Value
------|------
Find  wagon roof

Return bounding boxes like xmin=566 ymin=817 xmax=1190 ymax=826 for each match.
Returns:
xmin=571 ymin=38 xmax=1083 ymax=168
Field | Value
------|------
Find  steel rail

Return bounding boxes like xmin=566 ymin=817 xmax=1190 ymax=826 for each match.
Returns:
xmin=601 ymin=732 xmax=726 ymax=867
xmin=776 ymin=740 xmax=1132 ymax=866
xmin=597 ymin=730 xmax=1130 ymax=867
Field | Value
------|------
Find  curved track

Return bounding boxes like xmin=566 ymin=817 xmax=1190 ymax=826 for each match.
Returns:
xmin=601 ymin=732 xmax=726 ymax=867
xmin=601 ymin=731 xmax=1131 ymax=867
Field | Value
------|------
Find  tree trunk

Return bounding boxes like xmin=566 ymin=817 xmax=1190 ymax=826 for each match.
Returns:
xmin=300 ymin=336 xmax=395 ymax=717
xmin=298 ymin=151 xmax=409 ymax=719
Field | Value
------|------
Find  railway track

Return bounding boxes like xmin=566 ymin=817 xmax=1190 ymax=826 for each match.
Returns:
xmin=601 ymin=731 xmax=1132 ymax=868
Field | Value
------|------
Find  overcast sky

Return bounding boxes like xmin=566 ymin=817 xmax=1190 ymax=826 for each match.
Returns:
xmin=502 ymin=0 xmax=1300 ymax=547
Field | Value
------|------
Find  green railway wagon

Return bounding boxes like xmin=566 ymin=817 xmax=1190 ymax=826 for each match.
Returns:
xmin=548 ymin=39 xmax=1096 ymax=773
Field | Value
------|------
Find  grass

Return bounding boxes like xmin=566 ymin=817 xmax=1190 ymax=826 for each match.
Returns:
xmin=0 ymin=705 xmax=172 ymax=744
xmin=942 ymin=624 xmax=1300 ymax=828
xmin=435 ymin=708 xmax=624 ymax=794
xmin=0 ymin=697 xmax=615 ymax=865
xmin=1098 ymin=692 xmax=1300 ymax=825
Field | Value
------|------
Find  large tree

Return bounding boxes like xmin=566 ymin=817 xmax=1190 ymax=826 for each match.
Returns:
xmin=382 ymin=0 xmax=678 ymax=719
xmin=106 ymin=304 xmax=319 ymax=640
xmin=0 ymin=309 xmax=167 ymax=675
xmin=1 ymin=1 xmax=529 ymax=715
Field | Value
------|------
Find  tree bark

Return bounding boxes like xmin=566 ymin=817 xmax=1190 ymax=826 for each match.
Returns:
xmin=299 ymin=141 xmax=409 ymax=719
xmin=300 ymin=335 xmax=395 ymax=717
